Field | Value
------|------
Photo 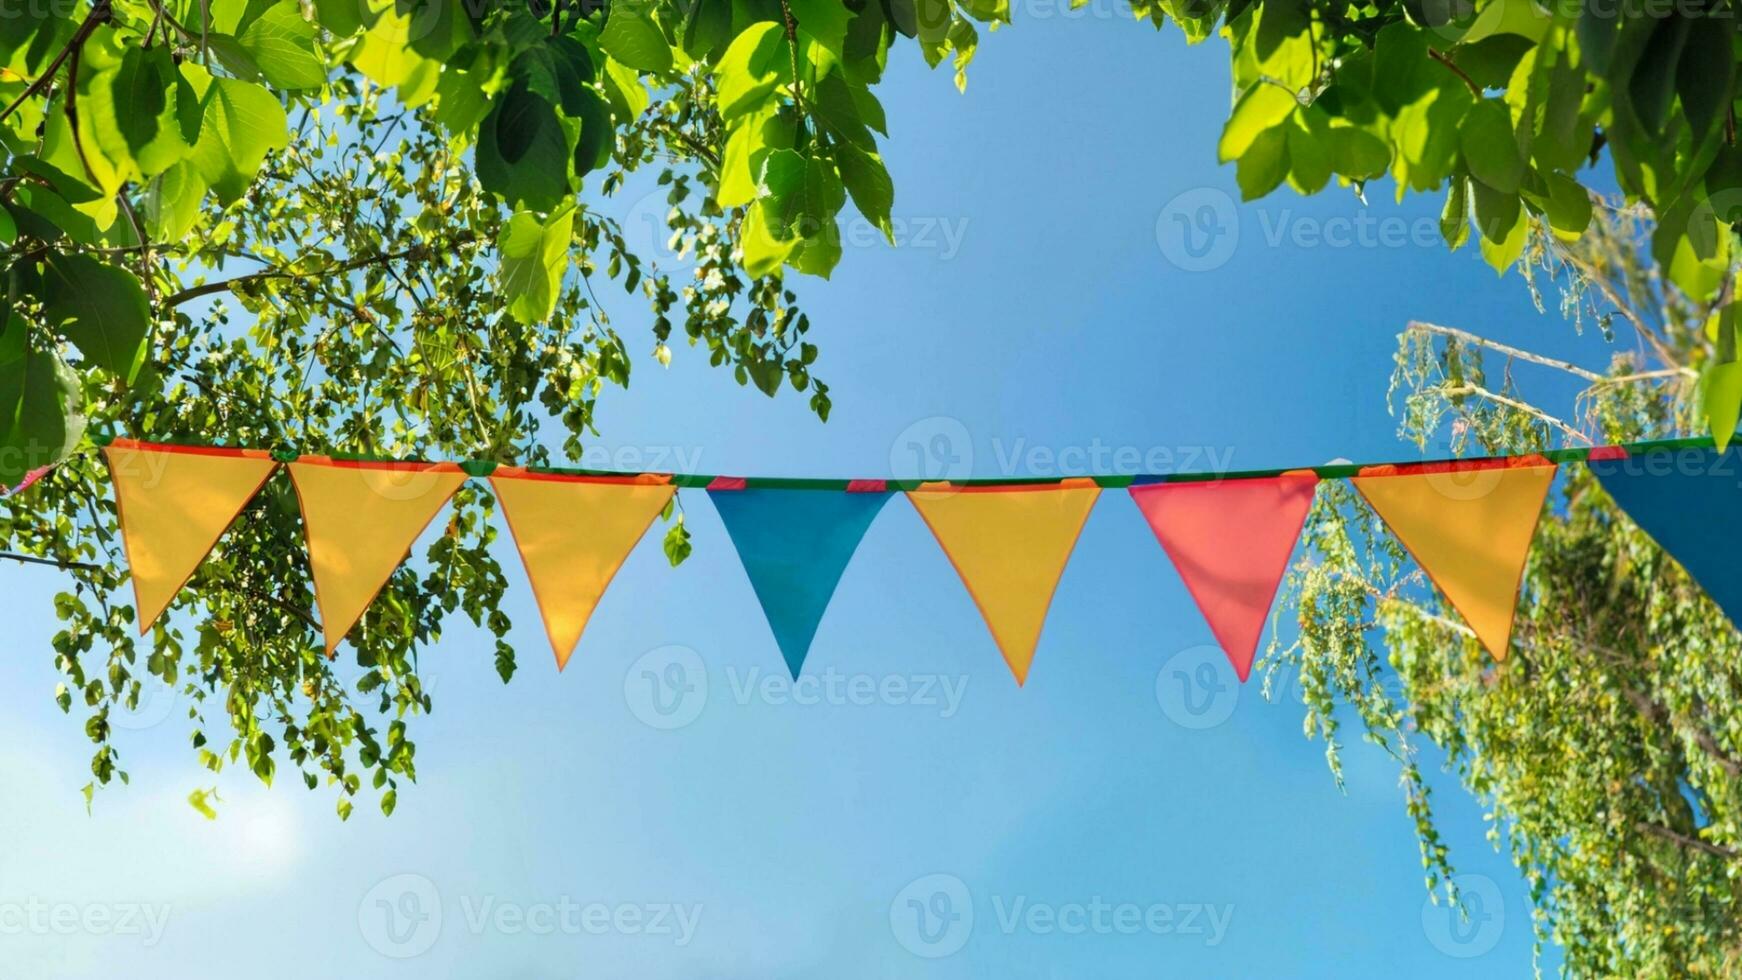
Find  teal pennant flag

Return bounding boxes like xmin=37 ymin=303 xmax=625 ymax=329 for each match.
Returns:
xmin=709 ymin=487 xmax=891 ymax=678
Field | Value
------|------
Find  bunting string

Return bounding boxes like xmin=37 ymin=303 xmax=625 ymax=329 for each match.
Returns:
xmin=75 ymin=432 xmax=1742 ymax=683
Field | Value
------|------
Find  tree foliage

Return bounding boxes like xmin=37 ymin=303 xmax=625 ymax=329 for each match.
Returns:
xmin=1269 ymin=203 xmax=1741 ymax=976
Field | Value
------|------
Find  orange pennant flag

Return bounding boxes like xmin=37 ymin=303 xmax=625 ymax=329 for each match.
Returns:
xmin=104 ymin=439 xmax=277 ymax=634
xmin=288 ymin=457 xmax=468 ymax=654
xmin=906 ymin=479 xmax=1101 ymax=684
xmin=1352 ymin=457 xmax=1555 ymax=661
xmin=490 ymin=469 xmax=675 ymax=670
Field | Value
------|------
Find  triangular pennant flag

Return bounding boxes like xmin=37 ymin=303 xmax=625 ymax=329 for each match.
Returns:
xmin=490 ymin=469 xmax=675 ymax=670
xmin=1590 ymin=446 xmax=1742 ymax=623
xmin=104 ymin=439 xmax=278 ymax=634
xmin=906 ymin=479 xmax=1101 ymax=685
xmin=1353 ymin=458 xmax=1555 ymax=661
xmin=1129 ymin=472 xmax=1318 ymax=681
xmin=288 ymin=458 xmax=468 ymax=653
xmin=710 ymin=486 xmax=891 ymax=678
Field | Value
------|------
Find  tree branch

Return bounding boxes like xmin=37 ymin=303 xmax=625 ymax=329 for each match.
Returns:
xmin=161 ymin=237 xmax=475 ymax=308
xmin=1427 ymin=49 xmax=1481 ymax=97
xmin=0 ymin=551 xmax=100 ymax=571
xmin=1435 ymin=383 xmax=1594 ymax=444
xmin=1408 ymin=321 xmax=1607 ymax=383
xmin=1636 ymin=821 xmax=1742 ymax=861
xmin=0 ymin=0 xmax=110 ymax=125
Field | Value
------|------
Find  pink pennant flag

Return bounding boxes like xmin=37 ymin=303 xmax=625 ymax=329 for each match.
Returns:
xmin=1129 ymin=472 xmax=1318 ymax=681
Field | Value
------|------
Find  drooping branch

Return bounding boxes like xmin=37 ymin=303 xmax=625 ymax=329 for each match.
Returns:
xmin=160 ymin=236 xmax=478 ymax=308
xmin=1636 ymin=821 xmax=1742 ymax=861
xmin=1408 ymin=321 xmax=1607 ymax=383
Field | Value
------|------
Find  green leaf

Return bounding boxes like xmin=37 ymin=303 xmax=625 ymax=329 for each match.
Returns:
xmin=187 ymin=787 xmax=220 ymax=820
xmin=1219 ymin=83 xmax=1296 ymax=162
xmin=186 ymin=70 xmax=291 ymax=204
xmin=599 ymin=5 xmax=672 ymax=73
xmin=1470 ymin=177 xmax=1521 ymax=244
xmin=1701 ymin=304 xmax=1742 ymax=450
xmin=662 ymin=514 xmax=691 ymax=566
xmin=1441 ymin=177 xmax=1470 ymax=250
xmin=789 ymin=0 xmax=851 ymax=56
xmin=1676 ymin=17 xmax=1734 ymax=145
xmin=1628 ymin=15 xmax=1691 ymax=136
xmin=498 ymin=207 xmax=575 ymax=325
xmin=717 ymin=107 xmax=778 ymax=208
xmin=475 ymin=82 xmax=574 ymax=213
xmin=1323 ymin=124 xmax=1390 ymax=179
xmin=835 ymin=142 xmax=894 ymax=241
xmin=1475 ymin=191 xmax=1527 ymax=273
xmin=1541 ymin=172 xmax=1592 ymax=241
xmin=1460 ymin=99 xmax=1524 ymax=194
xmin=142 ymin=162 xmax=207 ymax=241
xmin=238 ymin=2 xmax=326 ymax=90
xmin=1236 ymin=125 xmax=1289 ymax=200
xmin=715 ymin=22 xmax=786 ymax=120
xmin=40 ymin=252 xmax=150 ymax=381
xmin=206 ymin=34 xmax=263 ymax=82
xmin=1285 ymin=116 xmax=1330 ymax=193
xmin=0 ymin=348 xmax=83 ymax=485
xmin=109 ymin=45 xmax=190 ymax=177
xmin=600 ymin=55 xmax=650 ymax=122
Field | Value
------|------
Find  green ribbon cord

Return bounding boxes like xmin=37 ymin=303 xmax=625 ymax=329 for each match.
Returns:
xmin=78 ymin=432 xmax=1734 ymax=490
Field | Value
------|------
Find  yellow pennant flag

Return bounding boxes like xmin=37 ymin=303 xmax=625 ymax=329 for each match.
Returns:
xmin=1353 ymin=457 xmax=1556 ymax=661
xmin=906 ymin=479 xmax=1101 ymax=685
xmin=288 ymin=457 xmax=468 ymax=654
xmin=104 ymin=439 xmax=278 ymax=634
xmin=490 ymin=469 xmax=675 ymax=670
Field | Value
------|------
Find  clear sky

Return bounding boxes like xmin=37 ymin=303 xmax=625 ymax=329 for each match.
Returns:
xmin=0 ymin=8 xmax=1625 ymax=978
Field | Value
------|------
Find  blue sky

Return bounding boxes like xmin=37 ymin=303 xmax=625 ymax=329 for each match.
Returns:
xmin=0 ymin=9 xmax=1634 ymax=977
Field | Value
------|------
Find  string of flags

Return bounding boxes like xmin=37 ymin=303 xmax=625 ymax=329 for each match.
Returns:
xmin=90 ymin=434 xmax=1737 ymax=683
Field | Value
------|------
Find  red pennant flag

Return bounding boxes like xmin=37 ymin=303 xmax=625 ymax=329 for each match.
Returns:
xmin=1128 ymin=472 xmax=1318 ymax=681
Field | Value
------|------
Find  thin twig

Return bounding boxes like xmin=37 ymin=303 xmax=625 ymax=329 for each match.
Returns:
xmin=1436 ymin=384 xmax=1594 ymax=444
xmin=0 ymin=1 xmax=110 ymax=125
xmin=1636 ymin=822 xmax=1742 ymax=861
xmin=0 ymin=551 xmax=100 ymax=571
xmin=1408 ymin=321 xmax=1606 ymax=383
xmin=1427 ymin=49 xmax=1481 ymax=97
